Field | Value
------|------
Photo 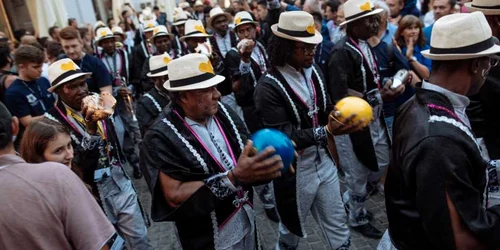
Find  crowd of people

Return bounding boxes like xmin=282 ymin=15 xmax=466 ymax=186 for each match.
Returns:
xmin=0 ymin=0 xmax=500 ymax=249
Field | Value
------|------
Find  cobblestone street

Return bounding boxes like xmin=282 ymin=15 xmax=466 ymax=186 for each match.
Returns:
xmin=129 ymin=166 xmax=388 ymax=250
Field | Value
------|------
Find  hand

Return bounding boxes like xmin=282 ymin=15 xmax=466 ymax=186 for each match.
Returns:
xmin=238 ymin=39 xmax=255 ymax=63
xmin=231 ymin=140 xmax=284 ymax=184
xmin=209 ymin=52 xmax=219 ymax=66
xmin=327 ymin=110 xmax=366 ymax=135
xmin=118 ymin=87 xmax=131 ymax=97
xmin=381 ymin=78 xmax=405 ymax=101
xmin=406 ymin=39 xmax=415 ymax=59
xmin=392 ymin=38 xmax=402 ymax=54
xmin=82 ymin=105 xmax=98 ymax=135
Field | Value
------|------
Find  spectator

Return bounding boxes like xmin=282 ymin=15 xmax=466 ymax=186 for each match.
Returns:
xmin=373 ymin=0 xmax=398 ymax=45
xmin=331 ymin=4 xmax=345 ymax=43
xmin=0 ymin=102 xmax=115 ymax=250
xmin=4 ymin=45 xmax=55 ymax=146
xmin=324 ymin=0 xmax=341 ymax=42
xmin=386 ymin=0 xmax=404 ymax=24
xmin=20 ymin=35 xmax=37 ymax=46
xmin=78 ymin=27 xmax=94 ymax=55
xmin=311 ymin=11 xmax=334 ymax=75
xmin=45 ymin=41 xmax=63 ymax=65
xmin=48 ymin=26 xmax=60 ymax=41
xmin=0 ymin=43 xmax=16 ymax=100
xmin=58 ymin=27 xmax=112 ymax=94
xmin=107 ymin=17 xmax=116 ymax=28
xmin=394 ymin=15 xmax=431 ymax=79
xmin=423 ymin=0 xmax=456 ymax=46
xmin=68 ymin=18 xmax=78 ymax=28
xmin=20 ymin=117 xmax=73 ymax=168
xmin=153 ymin=6 xmax=167 ymax=25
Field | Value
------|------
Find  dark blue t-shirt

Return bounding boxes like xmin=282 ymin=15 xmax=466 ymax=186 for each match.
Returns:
xmin=3 ymin=78 xmax=56 ymax=118
xmin=60 ymin=54 xmax=112 ymax=93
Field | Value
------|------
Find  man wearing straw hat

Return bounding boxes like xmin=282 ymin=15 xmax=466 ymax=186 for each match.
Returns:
xmin=131 ymin=19 xmax=157 ymax=96
xmin=172 ymin=11 xmax=190 ymax=56
xmin=208 ymin=7 xmax=237 ymax=59
xmin=141 ymin=53 xmax=284 ymax=250
xmin=136 ymin=53 xmax=172 ymax=136
xmin=225 ymin=10 xmax=279 ymax=223
xmin=95 ymin=26 xmax=143 ymax=179
xmin=140 ymin=25 xmax=176 ymax=92
xmin=385 ymin=12 xmax=500 ymax=249
xmin=465 ymin=0 xmax=500 ymax=171
xmin=44 ymin=58 xmax=153 ymax=250
xmin=328 ymin=0 xmax=403 ymax=238
xmin=255 ymin=11 xmax=359 ymax=249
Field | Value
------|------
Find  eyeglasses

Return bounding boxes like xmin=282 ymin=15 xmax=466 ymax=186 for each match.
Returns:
xmin=295 ymin=44 xmax=317 ymax=55
xmin=490 ymin=57 xmax=499 ymax=68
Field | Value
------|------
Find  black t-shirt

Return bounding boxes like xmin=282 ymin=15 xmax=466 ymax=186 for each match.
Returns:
xmin=61 ymin=54 xmax=112 ymax=93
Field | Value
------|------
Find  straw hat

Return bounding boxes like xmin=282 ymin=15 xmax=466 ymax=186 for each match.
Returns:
xmin=465 ymin=0 xmax=500 ymax=15
xmin=143 ymin=20 xmax=157 ymax=32
xmin=194 ymin=0 xmax=204 ymax=7
xmin=179 ymin=2 xmax=191 ymax=9
xmin=93 ymin=21 xmax=106 ymax=35
xmin=94 ymin=27 xmax=115 ymax=46
xmin=48 ymin=58 xmax=91 ymax=92
xmin=163 ymin=53 xmax=225 ymax=91
xmin=139 ymin=7 xmax=157 ymax=23
xmin=180 ymin=20 xmax=212 ymax=42
xmin=271 ymin=11 xmax=323 ymax=44
xmin=173 ymin=11 xmax=189 ymax=26
xmin=152 ymin=25 xmax=174 ymax=40
xmin=147 ymin=53 xmax=172 ymax=77
xmin=421 ymin=12 xmax=500 ymax=61
xmin=208 ymin=7 xmax=232 ymax=29
xmin=339 ymin=0 xmax=383 ymax=26
xmin=112 ymin=26 xmax=126 ymax=40
xmin=233 ymin=11 xmax=259 ymax=30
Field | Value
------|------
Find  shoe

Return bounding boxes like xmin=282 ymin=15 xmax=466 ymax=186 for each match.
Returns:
xmin=352 ymin=223 xmax=383 ymax=239
xmin=133 ymin=166 xmax=143 ymax=179
xmin=265 ymin=208 xmax=280 ymax=223
xmin=344 ymin=203 xmax=373 ymax=221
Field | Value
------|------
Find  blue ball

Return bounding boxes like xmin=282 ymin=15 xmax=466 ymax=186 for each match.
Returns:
xmin=251 ymin=128 xmax=295 ymax=172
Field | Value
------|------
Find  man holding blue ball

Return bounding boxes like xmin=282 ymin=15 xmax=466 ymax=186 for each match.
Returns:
xmin=141 ymin=53 xmax=285 ymax=250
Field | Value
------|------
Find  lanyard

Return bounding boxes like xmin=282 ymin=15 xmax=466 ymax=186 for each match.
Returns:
xmin=349 ymin=38 xmax=381 ymax=89
xmin=173 ymin=110 xmax=237 ymax=171
xmin=20 ymin=79 xmax=47 ymax=112
xmin=252 ymin=44 xmax=268 ymax=74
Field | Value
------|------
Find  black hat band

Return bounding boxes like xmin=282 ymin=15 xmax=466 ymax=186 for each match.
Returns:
xmin=150 ymin=65 xmax=168 ymax=75
xmin=471 ymin=4 xmax=500 ymax=9
xmin=52 ymin=69 xmax=84 ymax=87
xmin=170 ymin=73 xmax=214 ymax=88
xmin=277 ymin=27 xmax=314 ymax=38
xmin=345 ymin=8 xmax=376 ymax=21
xmin=430 ymin=37 xmax=495 ymax=55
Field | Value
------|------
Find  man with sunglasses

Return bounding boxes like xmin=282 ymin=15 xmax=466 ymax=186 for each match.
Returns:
xmin=255 ymin=11 xmax=360 ymax=250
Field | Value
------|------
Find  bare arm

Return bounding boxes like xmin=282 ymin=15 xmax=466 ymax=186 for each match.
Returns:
xmin=158 ymin=172 xmax=205 ymax=208
xmin=409 ymin=60 xmax=430 ymax=80
xmin=19 ymin=115 xmax=43 ymax=127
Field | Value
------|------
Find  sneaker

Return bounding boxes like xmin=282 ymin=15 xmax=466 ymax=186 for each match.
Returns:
xmin=352 ymin=223 xmax=383 ymax=239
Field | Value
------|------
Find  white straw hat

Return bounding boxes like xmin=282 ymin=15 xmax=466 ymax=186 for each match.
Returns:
xmin=173 ymin=11 xmax=189 ymax=26
xmin=179 ymin=2 xmax=191 ymax=9
xmin=94 ymin=27 xmax=115 ymax=46
xmin=93 ymin=21 xmax=106 ymax=34
xmin=163 ymin=53 xmax=225 ymax=91
xmin=152 ymin=25 xmax=174 ymax=40
xmin=48 ymin=58 xmax=91 ymax=92
xmin=194 ymin=0 xmax=204 ymax=7
xmin=339 ymin=0 xmax=383 ymax=26
xmin=271 ymin=11 xmax=323 ymax=44
xmin=208 ymin=7 xmax=232 ymax=29
xmin=139 ymin=7 xmax=157 ymax=23
xmin=465 ymin=0 xmax=500 ymax=15
xmin=143 ymin=20 xmax=157 ymax=32
xmin=112 ymin=26 xmax=126 ymax=40
xmin=180 ymin=20 xmax=212 ymax=42
xmin=421 ymin=12 xmax=500 ymax=61
xmin=148 ymin=53 xmax=172 ymax=77
xmin=233 ymin=11 xmax=259 ymax=30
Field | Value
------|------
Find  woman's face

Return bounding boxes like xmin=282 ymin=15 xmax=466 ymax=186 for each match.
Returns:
xmin=403 ymin=24 xmax=420 ymax=43
xmin=43 ymin=133 xmax=74 ymax=168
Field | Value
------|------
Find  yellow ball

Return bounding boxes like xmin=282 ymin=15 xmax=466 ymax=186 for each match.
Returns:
xmin=334 ymin=96 xmax=373 ymax=127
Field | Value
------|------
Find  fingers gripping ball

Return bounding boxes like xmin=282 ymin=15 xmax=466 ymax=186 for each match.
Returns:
xmin=334 ymin=96 xmax=373 ymax=127
xmin=251 ymin=129 xmax=294 ymax=172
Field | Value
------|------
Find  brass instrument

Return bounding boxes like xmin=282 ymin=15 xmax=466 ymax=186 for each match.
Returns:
xmin=115 ymin=41 xmax=124 ymax=49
